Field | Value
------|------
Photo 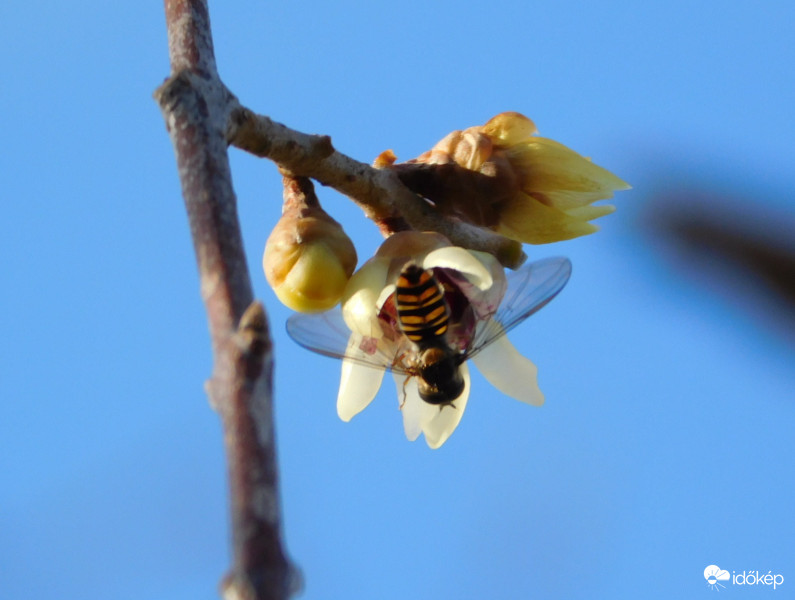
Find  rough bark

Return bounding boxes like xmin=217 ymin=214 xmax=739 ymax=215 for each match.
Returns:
xmin=155 ymin=1 xmax=294 ymax=599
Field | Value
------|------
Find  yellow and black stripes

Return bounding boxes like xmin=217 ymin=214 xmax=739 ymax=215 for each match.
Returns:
xmin=395 ymin=264 xmax=450 ymax=344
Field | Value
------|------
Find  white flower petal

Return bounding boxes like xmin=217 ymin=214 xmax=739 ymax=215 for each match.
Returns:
xmin=337 ymin=335 xmax=386 ymax=421
xmin=342 ymin=256 xmax=391 ymax=336
xmin=460 ymin=250 xmax=508 ymax=316
xmin=375 ymin=283 xmax=397 ymax=310
xmin=394 ymin=373 xmax=425 ymax=441
xmin=472 ymin=329 xmax=544 ymax=406
xmin=421 ymin=362 xmax=471 ymax=449
xmin=423 ymin=247 xmax=493 ymax=290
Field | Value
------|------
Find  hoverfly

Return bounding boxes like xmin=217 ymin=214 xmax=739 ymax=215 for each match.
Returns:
xmin=286 ymin=256 xmax=572 ymax=406
xmin=392 ymin=261 xmax=465 ymax=404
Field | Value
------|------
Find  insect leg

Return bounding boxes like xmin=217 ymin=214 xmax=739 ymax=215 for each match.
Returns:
xmin=399 ymin=375 xmax=411 ymax=409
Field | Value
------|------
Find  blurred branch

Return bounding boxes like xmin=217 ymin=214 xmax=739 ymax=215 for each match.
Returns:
xmin=227 ymin=106 xmax=526 ymax=268
xmin=643 ymin=186 xmax=795 ymax=344
xmin=652 ymin=208 xmax=795 ymax=306
xmin=154 ymin=1 xmax=294 ymax=599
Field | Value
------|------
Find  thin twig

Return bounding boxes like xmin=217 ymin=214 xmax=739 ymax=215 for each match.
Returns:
xmin=154 ymin=1 xmax=294 ymax=599
xmin=227 ymin=106 xmax=527 ymax=269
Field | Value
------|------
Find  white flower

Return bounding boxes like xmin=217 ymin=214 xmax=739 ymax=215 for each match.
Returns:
xmin=337 ymin=232 xmax=544 ymax=449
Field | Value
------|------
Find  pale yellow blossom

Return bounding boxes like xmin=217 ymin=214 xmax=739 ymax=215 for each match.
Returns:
xmin=337 ymin=232 xmax=546 ymax=448
xmin=381 ymin=112 xmax=630 ymax=244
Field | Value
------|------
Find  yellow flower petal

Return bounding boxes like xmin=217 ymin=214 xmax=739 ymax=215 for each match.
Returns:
xmin=481 ymin=112 xmax=538 ymax=146
xmin=564 ymin=204 xmax=616 ymax=221
xmin=496 ymin=192 xmax=600 ymax=244
xmin=531 ymin=188 xmax=615 ymax=210
xmin=507 ymin=137 xmax=630 ymax=209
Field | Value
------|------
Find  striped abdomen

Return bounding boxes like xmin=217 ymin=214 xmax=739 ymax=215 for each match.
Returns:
xmin=395 ymin=263 xmax=450 ymax=345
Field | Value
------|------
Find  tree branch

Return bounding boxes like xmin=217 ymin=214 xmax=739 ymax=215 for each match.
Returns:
xmin=154 ymin=1 xmax=294 ymax=599
xmin=227 ymin=106 xmax=527 ymax=269
xmin=155 ymin=0 xmax=527 ymax=597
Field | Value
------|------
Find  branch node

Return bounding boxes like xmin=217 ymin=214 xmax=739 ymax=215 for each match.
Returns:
xmin=311 ymin=135 xmax=334 ymax=158
xmin=153 ymin=70 xmax=194 ymax=114
xmin=236 ymin=301 xmax=270 ymax=357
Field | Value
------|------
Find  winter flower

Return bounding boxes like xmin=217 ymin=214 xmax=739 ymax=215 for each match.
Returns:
xmin=337 ymin=231 xmax=545 ymax=448
xmin=377 ymin=111 xmax=630 ymax=244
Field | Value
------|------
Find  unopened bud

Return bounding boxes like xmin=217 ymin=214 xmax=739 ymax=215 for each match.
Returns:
xmin=264 ymin=177 xmax=357 ymax=313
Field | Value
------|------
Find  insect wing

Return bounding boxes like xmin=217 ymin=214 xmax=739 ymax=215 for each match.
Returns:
xmin=286 ymin=308 xmax=412 ymax=375
xmin=466 ymin=257 xmax=572 ymax=359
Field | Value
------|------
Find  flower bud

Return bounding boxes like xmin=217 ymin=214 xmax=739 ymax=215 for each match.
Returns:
xmin=264 ymin=178 xmax=357 ymax=313
xmin=382 ymin=112 xmax=630 ymax=245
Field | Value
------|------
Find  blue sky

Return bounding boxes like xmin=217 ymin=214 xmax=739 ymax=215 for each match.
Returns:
xmin=2 ymin=1 xmax=793 ymax=599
